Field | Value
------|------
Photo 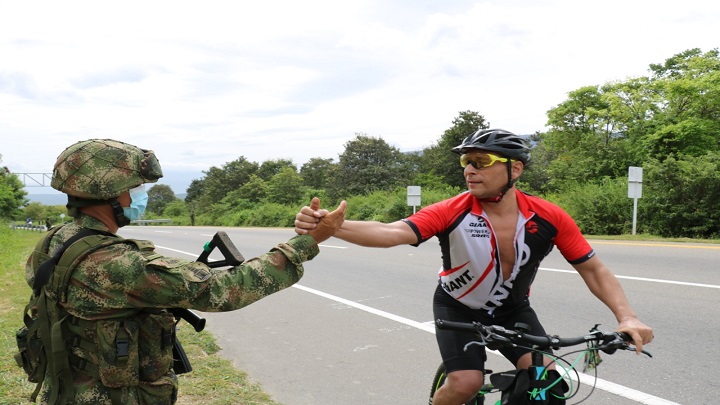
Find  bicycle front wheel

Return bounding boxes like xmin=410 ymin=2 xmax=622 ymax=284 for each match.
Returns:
xmin=429 ymin=363 xmax=484 ymax=405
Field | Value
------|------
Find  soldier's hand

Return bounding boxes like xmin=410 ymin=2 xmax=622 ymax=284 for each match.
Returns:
xmin=295 ymin=197 xmax=329 ymax=235
xmin=308 ymin=199 xmax=346 ymax=243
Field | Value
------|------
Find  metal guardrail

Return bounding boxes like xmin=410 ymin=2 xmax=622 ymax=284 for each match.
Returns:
xmin=8 ymin=223 xmax=49 ymax=232
xmin=8 ymin=219 xmax=173 ymax=230
xmin=130 ymin=219 xmax=173 ymax=225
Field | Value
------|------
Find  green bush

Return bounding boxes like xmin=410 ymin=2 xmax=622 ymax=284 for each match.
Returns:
xmin=341 ymin=186 xmax=461 ymax=223
xmin=544 ymin=177 xmax=632 ymax=235
xmin=344 ymin=192 xmax=397 ymax=221
xmin=164 ymin=200 xmax=189 ymax=217
xmin=244 ymin=203 xmax=297 ymax=227
xmin=641 ymin=153 xmax=720 ymax=238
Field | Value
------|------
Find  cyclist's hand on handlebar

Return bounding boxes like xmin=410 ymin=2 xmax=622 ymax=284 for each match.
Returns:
xmin=617 ymin=317 xmax=654 ymax=355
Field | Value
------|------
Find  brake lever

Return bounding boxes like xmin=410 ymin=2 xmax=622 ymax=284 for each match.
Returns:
xmin=599 ymin=338 xmax=653 ymax=358
xmin=484 ymin=332 xmax=512 ymax=351
xmin=463 ymin=328 xmax=496 ymax=352
xmin=621 ymin=345 xmax=653 ymax=358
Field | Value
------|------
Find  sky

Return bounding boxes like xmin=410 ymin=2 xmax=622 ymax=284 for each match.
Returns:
xmin=2 ymin=0 xmax=719 ymax=195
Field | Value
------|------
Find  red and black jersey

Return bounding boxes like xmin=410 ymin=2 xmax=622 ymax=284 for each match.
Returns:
xmin=403 ymin=189 xmax=594 ymax=314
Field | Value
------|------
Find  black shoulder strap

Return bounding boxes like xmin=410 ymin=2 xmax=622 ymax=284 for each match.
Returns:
xmin=32 ymin=228 xmax=114 ymax=295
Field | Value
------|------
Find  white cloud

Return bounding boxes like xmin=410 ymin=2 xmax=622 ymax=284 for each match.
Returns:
xmin=1 ymin=0 xmax=719 ymax=194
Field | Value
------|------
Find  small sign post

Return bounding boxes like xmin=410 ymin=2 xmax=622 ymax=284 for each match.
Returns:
xmin=628 ymin=166 xmax=643 ymax=235
xmin=407 ymin=186 xmax=421 ymax=214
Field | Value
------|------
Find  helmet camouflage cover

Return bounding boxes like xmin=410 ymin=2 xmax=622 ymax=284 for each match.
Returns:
xmin=51 ymin=139 xmax=163 ymax=200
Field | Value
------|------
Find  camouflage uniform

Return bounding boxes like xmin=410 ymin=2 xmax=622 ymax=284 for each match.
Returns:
xmin=26 ymin=216 xmax=318 ymax=404
xmin=22 ymin=139 xmax=320 ymax=404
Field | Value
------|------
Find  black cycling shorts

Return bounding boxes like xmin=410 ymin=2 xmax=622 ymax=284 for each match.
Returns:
xmin=433 ymin=284 xmax=549 ymax=373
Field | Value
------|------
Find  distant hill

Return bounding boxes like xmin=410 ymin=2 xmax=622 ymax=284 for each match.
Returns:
xmin=26 ymin=194 xmax=67 ymax=206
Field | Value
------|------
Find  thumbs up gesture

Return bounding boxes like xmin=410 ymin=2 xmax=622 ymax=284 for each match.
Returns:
xmin=295 ymin=197 xmax=346 ymax=243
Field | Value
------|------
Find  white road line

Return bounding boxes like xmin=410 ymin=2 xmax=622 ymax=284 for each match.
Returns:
xmin=540 ymin=267 xmax=720 ymax=289
xmin=156 ymin=246 xmax=195 ymax=256
xmin=153 ymin=244 xmax=718 ymax=290
xmin=293 ymin=284 xmax=435 ymax=334
xmin=293 ymin=284 xmax=680 ymax=405
xmin=153 ymin=245 xmax=684 ymax=404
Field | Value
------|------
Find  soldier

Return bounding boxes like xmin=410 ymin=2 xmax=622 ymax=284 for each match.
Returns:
xmin=23 ymin=139 xmax=345 ymax=404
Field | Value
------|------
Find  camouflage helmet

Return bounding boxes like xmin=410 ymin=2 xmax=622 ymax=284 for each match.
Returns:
xmin=51 ymin=139 xmax=163 ymax=200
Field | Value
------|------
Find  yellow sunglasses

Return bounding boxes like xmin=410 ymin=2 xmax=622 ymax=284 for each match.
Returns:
xmin=459 ymin=152 xmax=513 ymax=169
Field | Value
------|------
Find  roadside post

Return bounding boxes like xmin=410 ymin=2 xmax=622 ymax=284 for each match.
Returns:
xmin=407 ymin=186 xmax=421 ymax=214
xmin=628 ymin=166 xmax=643 ymax=235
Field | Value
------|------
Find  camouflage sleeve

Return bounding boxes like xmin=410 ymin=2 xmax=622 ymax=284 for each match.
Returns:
xmin=65 ymin=234 xmax=319 ymax=317
xmin=188 ymin=234 xmax=319 ymax=311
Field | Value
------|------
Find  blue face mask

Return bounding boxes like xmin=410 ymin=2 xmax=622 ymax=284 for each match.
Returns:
xmin=123 ymin=186 xmax=148 ymax=221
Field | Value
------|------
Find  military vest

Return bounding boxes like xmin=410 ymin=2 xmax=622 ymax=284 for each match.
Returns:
xmin=16 ymin=225 xmax=177 ymax=404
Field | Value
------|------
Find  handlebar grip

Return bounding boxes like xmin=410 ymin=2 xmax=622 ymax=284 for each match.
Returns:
xmin=435 ymin=319 xmax=478 ymax=331
xmin=617 ymin=332 xmax=631 ymax=341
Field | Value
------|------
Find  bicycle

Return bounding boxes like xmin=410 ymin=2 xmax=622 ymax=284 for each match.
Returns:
xmin=429 ymin=319 xmax=652 ymax=405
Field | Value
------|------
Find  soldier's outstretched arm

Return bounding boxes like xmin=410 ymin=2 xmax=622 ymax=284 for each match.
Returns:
xmin=184 ymin=200 xmax=344 ymax=310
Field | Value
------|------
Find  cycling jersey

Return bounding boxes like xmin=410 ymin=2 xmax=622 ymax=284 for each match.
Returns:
xmin=403 ymin=189 xmax=594 ymax=314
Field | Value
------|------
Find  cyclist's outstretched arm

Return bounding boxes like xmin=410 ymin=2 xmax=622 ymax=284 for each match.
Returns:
xmin=295 ymin=197 xmax=417 ymax=247
xmin=334 ymin=219 xmax=417 ymax=247
xmin=573 ymin=255 xmax=654 ymax=353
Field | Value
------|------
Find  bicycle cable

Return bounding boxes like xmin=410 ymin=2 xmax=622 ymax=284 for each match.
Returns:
xmin=507 ymin=340 xmax=610 ymax=404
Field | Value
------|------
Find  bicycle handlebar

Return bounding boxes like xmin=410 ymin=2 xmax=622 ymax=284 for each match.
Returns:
xmin=435 ymin=319 xmax=651 ymax=357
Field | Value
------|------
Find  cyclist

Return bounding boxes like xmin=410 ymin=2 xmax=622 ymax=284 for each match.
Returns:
xmin=295 ymin=128 xmax=654 ymax=405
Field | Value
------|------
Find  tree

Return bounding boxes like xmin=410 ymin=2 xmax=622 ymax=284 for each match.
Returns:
xmin=163 ymin=199 xmax=189 ymax=218
xmin=515 ymin=132 xmax=553 ymax=195
xmin=399 ymin=150 xmax=423 ymax=185
xmin=542 ymin=86 xmax=638 ymax=190
xmin=0 ymin=161 xmax=27 ymax=220
xmin=300 ymin=157 xmax=335 ymax=189
xmin=328 ymin=133 xmax=407 ymax=200
xmin=642 ymin=48 xmax=720 ymax=158
xmin=540 ymin=49 xmax=720 ymax=192
xmin=420 ymin=111 xmax=489 ymax=188
xmin=196 ymin=157 xmax=259 ymax=208
xmin=266 ymin=167 xmax=306 ymax=206
xmin=19 ymin=202 xmax=67 ymax=228
xmin=599 ymin=77 xmax=662 ymax=163
xmin=641 ymin=152 xmax=720 ymax=238
xmin=236 ymin=174 xmax=268 ymax=203
xmin=533 ymin=48 xmax=720 ymax=237
xmin=184 ymin=178 xmax=205 ymax=204
xmin=257 ymin=159 xmax=297 ymax=181
xmin=649 ymin=48 xmax=720 ymax=80
xmin=147 ymin=184 xmax=177 ymax=215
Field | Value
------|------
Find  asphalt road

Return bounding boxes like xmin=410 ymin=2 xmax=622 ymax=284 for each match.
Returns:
xmin=119 ymin=226 xmax=720 ymax=405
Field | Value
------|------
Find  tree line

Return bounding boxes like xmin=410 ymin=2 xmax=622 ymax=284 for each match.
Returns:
xmin=4 ymin=48 xmax=719 ymax=239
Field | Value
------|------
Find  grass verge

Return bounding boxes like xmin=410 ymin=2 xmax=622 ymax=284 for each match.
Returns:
xmin=0 ymin=226 xmax=280 ymax=405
